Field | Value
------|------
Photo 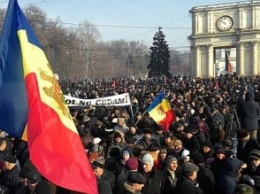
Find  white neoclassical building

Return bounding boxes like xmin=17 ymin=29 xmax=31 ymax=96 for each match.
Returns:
xmin=189 ymin=1 xmax=260 ymax=77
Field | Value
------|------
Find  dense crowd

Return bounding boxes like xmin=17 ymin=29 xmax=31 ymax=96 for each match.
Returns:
xmin=0 ymin=74 xmax=260 ymax=193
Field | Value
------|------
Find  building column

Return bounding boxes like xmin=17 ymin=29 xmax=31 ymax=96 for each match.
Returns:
xmin=253 ymin=41 xmax=258 ymax=75
xmin=237 ymin=43 xmax=245 ymax=75
xmin=207 ymin=45 xmax=214 ymax=77
xmin=196 ymin=46 xmax=201 ymax=77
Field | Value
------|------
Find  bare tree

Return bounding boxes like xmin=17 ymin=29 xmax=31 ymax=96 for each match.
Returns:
xmin=76 ymin=20 xmax=100 ymax=79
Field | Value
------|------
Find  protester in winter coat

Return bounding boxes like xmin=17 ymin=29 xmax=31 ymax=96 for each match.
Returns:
xmin=121 ymin=172 xmax=146 ymax=194
xmin=237 ymin=91 xmax=260 ymax=139
xmin=116 ymin=157 xmax=139 ymax=194
xmin=140 ymin=153 xmax=163 ymax=194
xmin=215 ymin=157 xmax=247 ymax=194
xmin=175 ymin=162 xmax=204 ymax=194
xmin=242 ymin=149 xmax=260 ymax=193
xmin=236 ymin=129 xmax=260 ymax=164
xmin=191 ymin=151 xmax=215 ymax=194
xmin=161 ymin=155 xmax=181 ymax=194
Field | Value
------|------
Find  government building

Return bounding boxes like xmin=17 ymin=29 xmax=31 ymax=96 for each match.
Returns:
xmin=189 ymin=1 xmax=260 ymax=77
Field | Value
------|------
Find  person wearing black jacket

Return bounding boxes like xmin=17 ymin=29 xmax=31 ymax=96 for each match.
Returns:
xmin=175 ymin=162 xmax=204 ymax=194
xmin=140 ymin=153 xmax=163 ymax=194
xmin=237 ymin=91 xmax=260 ymax=139
xmin=191 ymin=151 xmax=215 ymax=194
xmin=161 ymin=155 xmax=181 ymax=194
xmin=0 ymin=156 xmax=20 ymax=193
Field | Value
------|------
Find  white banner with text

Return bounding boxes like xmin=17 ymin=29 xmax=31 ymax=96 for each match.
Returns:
xmin=64 ymin=93 xmax=131 ymax=107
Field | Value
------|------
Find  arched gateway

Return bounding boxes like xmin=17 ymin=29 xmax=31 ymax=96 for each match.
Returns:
xmin=189 ymin=1 xmax=260 ymax=77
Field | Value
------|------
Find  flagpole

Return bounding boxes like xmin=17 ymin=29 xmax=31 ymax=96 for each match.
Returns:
xmin=135 ymin=110 xmax=147 ymax=126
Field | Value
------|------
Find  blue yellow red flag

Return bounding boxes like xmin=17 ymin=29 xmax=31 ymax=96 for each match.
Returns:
xmin=147 ymin=92 xmax=175 ymax=132
xmin=0 ymin=0 xmax=98 ymax=193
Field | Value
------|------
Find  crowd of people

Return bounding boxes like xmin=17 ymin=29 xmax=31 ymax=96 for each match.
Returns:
xmin=0 ymin=74 xmax=260 ymax=193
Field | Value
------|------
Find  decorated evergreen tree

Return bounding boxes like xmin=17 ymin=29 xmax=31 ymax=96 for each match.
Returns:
xmin=147 ymin=27 xmax=171 ymax=78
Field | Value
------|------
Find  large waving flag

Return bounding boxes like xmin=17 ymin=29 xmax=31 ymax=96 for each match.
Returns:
xmin=147 ymin=92 xmax=175 ymax=132
xmin=0 ymin=0 xmax=98 ymax=193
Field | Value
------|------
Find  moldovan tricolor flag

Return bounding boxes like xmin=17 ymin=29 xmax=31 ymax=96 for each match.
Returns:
xmin=147 ymin=92 xmax=175 ymax=133
xmin=0 ymin=0 xmax=98 ymax=193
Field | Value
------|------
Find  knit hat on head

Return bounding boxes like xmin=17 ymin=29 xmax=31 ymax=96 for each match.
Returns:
xmin=165 ymin=155 xmax=178 ymax=167
xmin=215 ymin=147 xmax=226 ymax=154
xmin=141 ymin=153 xmax=154 ymax=166
xmin=123 ymin=150 xmax=130 ymax=156
xmin=125 ymin=158 xmax=138 ymax=171
xmin=249 ymin=149 xmax=260 ymax=160
xmin=203 ymin=140 xmax=213 ymax=149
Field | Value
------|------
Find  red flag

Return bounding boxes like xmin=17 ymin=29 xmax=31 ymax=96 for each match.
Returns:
xmin=225 ymin=51 xmax=233 ymax=73
xmin=0 ymin=0 xmax=98 ymax=193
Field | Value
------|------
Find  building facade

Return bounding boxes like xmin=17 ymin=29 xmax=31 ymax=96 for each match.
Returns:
xmin=189 ymin=1 xmax=260 ymax=77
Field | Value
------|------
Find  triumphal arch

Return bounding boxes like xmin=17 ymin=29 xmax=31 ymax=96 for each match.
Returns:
xmin=189 ymin=1 xmax=260 ymax=77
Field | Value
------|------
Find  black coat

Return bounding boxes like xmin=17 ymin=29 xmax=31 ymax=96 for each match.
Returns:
xmin=175 ymin=175 xmax=204 ymax=194
xmin=242 ymin=163 xmax=260 ymax=193
xmin=116 ymin=170 xmax=130 ymax=194
xmin=237 ymin=138 xmax=260 ymax=163
xmin=141 ymin=167 xmax=163 ymax=194
xmin=237 ymin=91 xmax=260 ymax=131
xmin=197 ymin=164 xmax=215 ymax=194
xmin=183 ymin=136 xmax=201 ymax=155
xmin=97 ymin=177 xmax=113 ymax=194
xmin=161 ymin=167 xmax=181 ymax=194
xmin=0 ymin=165 xmax=20 ymax=193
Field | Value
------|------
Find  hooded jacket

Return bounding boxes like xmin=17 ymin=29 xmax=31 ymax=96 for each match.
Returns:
xmin=215 ymin=157 xmax=244 ymax=194
xmin=238 ymin=91 xmax=260 ymax=131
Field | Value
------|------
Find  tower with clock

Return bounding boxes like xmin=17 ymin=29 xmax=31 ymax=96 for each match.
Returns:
xmin=189 ymin=1 xmax=260 ymax=77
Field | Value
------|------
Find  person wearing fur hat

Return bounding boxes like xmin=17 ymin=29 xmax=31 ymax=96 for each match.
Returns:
xmin=140 ymin=153 xmax=163 ymax=194
xmin=161 ymin=155 xmax=181 ymax=194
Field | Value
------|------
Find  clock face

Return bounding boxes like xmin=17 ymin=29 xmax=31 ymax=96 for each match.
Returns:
xmin=216 ymin=16 xmax=233 ymax=31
